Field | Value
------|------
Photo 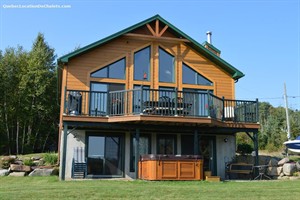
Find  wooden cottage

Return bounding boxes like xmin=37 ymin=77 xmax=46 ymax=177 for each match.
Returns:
xmin=57 ymin=15 xmax=260 ymax=180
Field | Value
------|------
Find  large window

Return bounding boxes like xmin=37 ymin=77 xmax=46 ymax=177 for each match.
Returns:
xmin=134 ymin=47 xmax=150 ymax=81
xmin=91 ymin=58 xmax=126 ymax=79
xmin=183 ymin=88 xmax=212 ymax=116
xmin=86 ymin=134 xmax=124 ymax=177
xmin=130 ymin=134 xmax=151 ymax=172
xmin=133 ymin=85 xmax=150 ymax=113
xmin=157 ymin=134 xmax=176 ymax=155
xmin=159 ymin=47 xmax=175 ymax=83
xmin=182 ymin=63 xmax=213 ymax=86
xmin=90 ymin=83 xmax=124 ymax=116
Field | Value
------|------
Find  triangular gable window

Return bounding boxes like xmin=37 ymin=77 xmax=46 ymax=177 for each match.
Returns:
xmin=91 ymin=58 xmax=125 ymax=79
xmin=182 ymin=63 xmax=213 ymax=86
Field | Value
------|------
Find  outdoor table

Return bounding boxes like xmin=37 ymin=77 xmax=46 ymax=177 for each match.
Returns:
xmin=253 ymin=165 xmax=271 ymax=180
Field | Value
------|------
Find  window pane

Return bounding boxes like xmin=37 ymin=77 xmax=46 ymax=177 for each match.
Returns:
xmin=91 ymin=67 xmax=108 ymax=78
xmin=182 ymin=63 xmax=196 ymax=84
xmin=109 ymin=59 xmax=125 ymax=79
xmin=90 ymin=83 xmax=108 ymax=115
xmin=133 ymin=85 xmax=150 ymax=113
xmin=91 ymin=58 xmax=125 ymax=79
xmin=159 ymin=48 xmax=175 ymax=83
xmin=134 ymin=47 xmax=150 ymax=81
xmin=197 ymin=74 xmax=213 ymax=86
xmin=182 ymin=63 xmax=213 ymax=86
xmin=157 ymin=134 xmax=176 ymax=155
xmin=130 ymin=135 xmax=151 ymax=172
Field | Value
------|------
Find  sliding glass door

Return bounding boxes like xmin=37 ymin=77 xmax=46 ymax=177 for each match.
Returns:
xmin=87 ymin=134 xmax=124 ymax=178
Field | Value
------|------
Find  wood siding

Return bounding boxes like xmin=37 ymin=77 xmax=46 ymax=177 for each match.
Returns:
xmin=64 ymin=28 xmax=235 ymax=99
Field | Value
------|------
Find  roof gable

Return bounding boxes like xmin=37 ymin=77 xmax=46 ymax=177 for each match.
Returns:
xmin=58 ymin=14 xmax=244 ymax=80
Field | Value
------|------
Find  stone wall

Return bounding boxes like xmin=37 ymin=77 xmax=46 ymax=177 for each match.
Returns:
xmin=0 ymin=155 xmax=58 ymax=177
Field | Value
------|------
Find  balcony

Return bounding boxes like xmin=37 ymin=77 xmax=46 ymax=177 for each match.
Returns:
xmin=64 ymin=88 xmax=259 ymax=123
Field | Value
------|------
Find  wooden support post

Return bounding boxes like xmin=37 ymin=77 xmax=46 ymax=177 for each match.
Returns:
xmin=194 ymin=130 xmax=199 ymax=155
xmin=135 ymin=129 xmax=140 ymax=179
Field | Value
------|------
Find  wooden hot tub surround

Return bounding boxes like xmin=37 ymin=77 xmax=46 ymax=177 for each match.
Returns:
xmin=138 ymin=154 xmax=203 ymax=180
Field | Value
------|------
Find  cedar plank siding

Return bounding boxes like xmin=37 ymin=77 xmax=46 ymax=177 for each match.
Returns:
xmin=65 ymin=28 xmax=234 ymax=99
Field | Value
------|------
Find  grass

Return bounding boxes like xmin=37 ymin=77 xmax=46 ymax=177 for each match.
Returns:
xmin=0 ymin=177 xmax=300 ymax=200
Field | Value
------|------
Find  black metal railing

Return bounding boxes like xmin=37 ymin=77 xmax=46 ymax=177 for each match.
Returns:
xmin=64 ymin=88 xmax=259 ymax=123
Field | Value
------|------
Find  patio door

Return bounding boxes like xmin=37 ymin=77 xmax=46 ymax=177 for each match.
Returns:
xmin=86 ymin=134 xmax=124 ymax=178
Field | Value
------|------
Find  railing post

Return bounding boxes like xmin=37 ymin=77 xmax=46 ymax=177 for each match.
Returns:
xmin=174 ymin=88 xmax=178 ymax=116
xmin=140 ymin=86 xmax=144 ymax=115
xmin=222 ymin=96 xmax=225 ymax=121
xmin=64 ymin=87 xmax=67 ymax=114
xmin=207 ymin=91 xmax=211 ymax=118
xmin=256 ymin=98 xmax=259 ymax=122
xmin=106 ymin=91 xmax=110 ymax=116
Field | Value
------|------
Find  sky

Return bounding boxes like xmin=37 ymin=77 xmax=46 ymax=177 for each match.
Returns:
xmin=1 ymin=0 xmax=300 ymax=110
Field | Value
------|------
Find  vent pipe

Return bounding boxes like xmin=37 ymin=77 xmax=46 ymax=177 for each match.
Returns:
xmin=206 ymin=31 xmax=212 ymax=44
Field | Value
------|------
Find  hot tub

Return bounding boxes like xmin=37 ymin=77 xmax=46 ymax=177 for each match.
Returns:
xmin=138 ymin=154 xmax=203 ymax=180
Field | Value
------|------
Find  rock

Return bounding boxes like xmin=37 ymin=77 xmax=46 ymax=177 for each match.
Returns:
xmin=283 ymin=163 xmax=297 ymax=176
xmin=28 ymin=168 xmax=54 ymax=176
xmin=268 ymin=158 xmax=279 ymax=167
xmin=14 ymin=160 xmax=23 ymax=165
xmin=0 ymin=169 xmax=9 ymax=176
xmin=278 ymin=157 xmax=289 ymax=166
xmin=9 ymin=172 xmax=25 ymax=177
xmin=31 ymin=156 xmax=42 ymax=161
xmin=278 ymin=175 xmax=290 ymax=180
xmin=289 ymin=176 xmax=300 ymax=180
xmin=296 ymin=161 xmax=300 ymax=171
xmin=267 ymin=167 xmax=279 ymax=176
xmin=1 ymin=156 xmax=16 ymax=162
xmin=277 ymin=167 xmax=283 ymax=175
xmin=10 ymin=164 xmax=31 ymax=172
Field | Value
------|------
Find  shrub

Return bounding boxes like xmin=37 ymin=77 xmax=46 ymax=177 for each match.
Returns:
xmin=237 ymin=143 xmax=253 ymax=155
xmin=43 ymin=152 xmax=58 ymax=166
xmin=23 ymin=159 xmax=34 ymax=166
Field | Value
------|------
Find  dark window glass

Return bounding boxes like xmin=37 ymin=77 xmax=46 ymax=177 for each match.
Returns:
xmin=159 ymin=87 xmax=175 ymax=100
xmin=91 ymin=58 xmax=125 ymax=79
xmin=134 ymin=47 xmax=150 ymax=81
xmin=182 ymin=63 xmax=213 ymax=86
xmin=133 ymin=85 xmax=150 ymax=113
xmin=159 ymin=48 xmax=175 ymax=83
xmin=87 ymin=134 xmax=124 ymax=177
xmin=130 ymin=134 xmax=151 ymax=172
xmin=181 ymin=135 xmax=194 ymax=155
xmin=90 ymin=83 xmax=124 ymax=116
xmin=157 ymin=134 xmax=176 ymax=155
xmin=182 ymin=88 xmax=213 ymax=116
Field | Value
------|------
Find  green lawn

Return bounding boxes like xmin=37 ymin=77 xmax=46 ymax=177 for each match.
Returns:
xmin=0 ymin=177 xmax=300 ymax=200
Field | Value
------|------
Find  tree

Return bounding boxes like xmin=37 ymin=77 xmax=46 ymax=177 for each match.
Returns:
xmin=0 ymin=33 xmax=59 ymax=155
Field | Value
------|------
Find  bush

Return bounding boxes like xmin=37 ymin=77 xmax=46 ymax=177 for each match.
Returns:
xmin=43 ymin=152 xmax=58 ymax=166
xmin=237 ymin=143 xmax=253 ymax=155
xmin=265 ymin=143 xmax=279 ymax=152
xmin=23 ymin=159 xmax=34 ymax=166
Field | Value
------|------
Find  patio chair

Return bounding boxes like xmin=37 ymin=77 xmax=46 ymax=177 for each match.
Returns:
xmin=72 ymin=147 xmax=87 ymax=179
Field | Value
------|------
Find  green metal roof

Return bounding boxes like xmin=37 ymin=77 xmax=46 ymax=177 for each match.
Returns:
xmin=57 ymin=14 xmax=244 ymax=80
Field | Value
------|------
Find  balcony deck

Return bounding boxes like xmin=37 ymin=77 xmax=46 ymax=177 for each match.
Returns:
xmin=63 ymin=88 xmax=259 ymax=129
